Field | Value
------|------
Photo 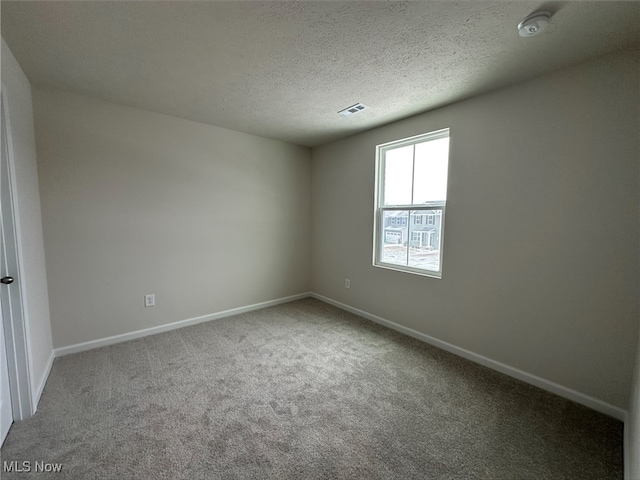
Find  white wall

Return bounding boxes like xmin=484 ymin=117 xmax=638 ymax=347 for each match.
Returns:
xmin=33 ymin=87 xmax=311 ymax=348
xmin=311 ymin=48 xmax=639 ymax=411
xmin=1 ymin=39 xmax=54 ymax=410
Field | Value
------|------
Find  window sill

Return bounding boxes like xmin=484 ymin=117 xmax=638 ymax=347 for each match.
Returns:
xmin=373 ymin=262 xmax=442 ymax=279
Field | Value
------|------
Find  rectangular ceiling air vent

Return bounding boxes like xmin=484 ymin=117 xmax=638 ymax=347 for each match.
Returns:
xmin=338 ymin=103 xmax=369 ymax=116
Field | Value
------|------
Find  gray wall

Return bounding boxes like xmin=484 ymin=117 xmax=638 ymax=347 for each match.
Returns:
xmin=33 ymin=87 xmax=311 ymax=348
xmin=311 ymin=48 xmax=639 ymax=410
xmin=1 ymin=39 xmax=54 ymax=409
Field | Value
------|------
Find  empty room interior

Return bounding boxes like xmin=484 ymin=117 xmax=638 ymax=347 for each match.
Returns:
xmin=1 ymin=1 xmax=639 ymax=478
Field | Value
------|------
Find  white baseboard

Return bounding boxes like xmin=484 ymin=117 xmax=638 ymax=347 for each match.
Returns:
xmin=54 ymin=292 xmax=312 ymax=357
xmin=32 ymin=350 xmax=54 ymax=414
xmin=310 ymin=292 xmax=627 ymax=421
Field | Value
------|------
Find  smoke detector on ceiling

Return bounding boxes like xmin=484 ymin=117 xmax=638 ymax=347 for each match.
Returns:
xmin=517 ymin=11 xmax=551 ymax=37
xmin=338 ymin=103 xmax=369 ymax=116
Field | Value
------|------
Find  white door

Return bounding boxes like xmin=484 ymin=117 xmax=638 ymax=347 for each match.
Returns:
xmin=0 ymin=302 xmax=12 ymax=445
xmin=0 ymin=89 xmax=34 ymax=441
xmin=0 ymin=93 xmax=14 ymax=445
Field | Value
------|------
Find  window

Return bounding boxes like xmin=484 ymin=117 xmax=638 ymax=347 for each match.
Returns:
xmin=373 ymin=129 xmax=450 ymax=278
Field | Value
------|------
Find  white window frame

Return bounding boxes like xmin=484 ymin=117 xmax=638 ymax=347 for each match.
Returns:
xmin=373 ymin=128 xmax=450 ymax=278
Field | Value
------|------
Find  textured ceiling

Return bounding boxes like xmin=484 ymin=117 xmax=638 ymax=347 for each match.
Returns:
xmin=2 ymin=1 xmax=639 ymax=147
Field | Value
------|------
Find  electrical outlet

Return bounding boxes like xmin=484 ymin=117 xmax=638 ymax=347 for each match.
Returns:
xmin=345 ymin=279 xmax=350 ymax=289
xmin=144 ymin=294 xmax=155 ymax=307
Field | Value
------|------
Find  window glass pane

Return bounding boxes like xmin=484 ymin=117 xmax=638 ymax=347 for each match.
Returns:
xmin=408 ymin=209 xmax=442 ymax=272
xmin=383 ymin=145 xmax=413 ymax=206
xmin=380 ymin=210 xmax=408 ymax=266
xmin=412 ymin=137 xmax=449 ymax=204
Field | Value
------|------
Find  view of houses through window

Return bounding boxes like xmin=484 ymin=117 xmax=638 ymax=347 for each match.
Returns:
xmin=374 ymin=129 xmax=450 ymax=277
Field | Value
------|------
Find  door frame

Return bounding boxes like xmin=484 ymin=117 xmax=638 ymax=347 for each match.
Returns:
xmin=1 ymin=87 xmax=34 ymax=421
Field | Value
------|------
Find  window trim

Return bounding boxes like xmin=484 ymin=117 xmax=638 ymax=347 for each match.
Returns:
xmin=372 ymin=128 xmax=450 ymax=279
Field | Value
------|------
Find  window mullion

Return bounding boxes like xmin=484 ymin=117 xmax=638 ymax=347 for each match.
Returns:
xmin=410 ymin=144 xmax=416 ymax=207
xmin=407 ymin=145 xmax=416 ymax=266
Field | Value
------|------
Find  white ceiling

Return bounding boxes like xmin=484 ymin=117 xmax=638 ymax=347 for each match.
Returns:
xmin=2 ymin=1 xmax=639 ymax=147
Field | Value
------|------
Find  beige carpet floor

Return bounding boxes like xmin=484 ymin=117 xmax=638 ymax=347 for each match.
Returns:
xmin=0 ymin=298 xmax=623 ymax=478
